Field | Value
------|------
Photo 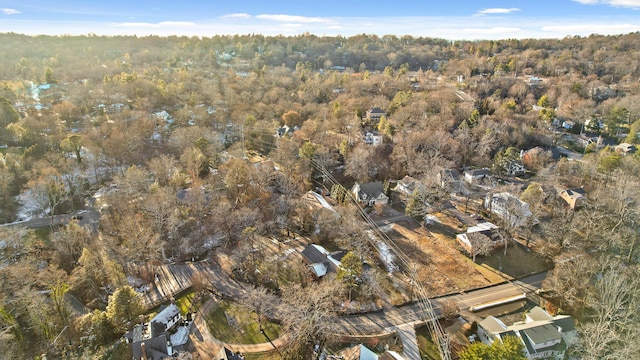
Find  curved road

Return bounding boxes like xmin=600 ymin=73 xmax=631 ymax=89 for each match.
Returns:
xmin=191 ymin=272 xmax=546 ymax=357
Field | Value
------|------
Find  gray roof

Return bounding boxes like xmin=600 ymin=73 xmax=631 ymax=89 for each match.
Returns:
xmin=479 ymin=316 xmax=507 ymax=335
xmin=357 ymin=182 xmax=386 ymax=198
xmin=465 ymin=168 xmax=490 ymax=177
xmin=520 ymin=323 xmax=563 ymax=345
xmin=132 ymin=334 xmax=170 ymax=360
xmin=520 ymin=331 xmax=566 ymax=356
xmin=527 ymin=306 xmax=553 ymax=322
xmin=301 ymin=244 xmax=344 ymax=276
xmin=368 ymin=107 xmax=386 ymax=116
xmin=553 ymin=315 xmax=576 ymax=333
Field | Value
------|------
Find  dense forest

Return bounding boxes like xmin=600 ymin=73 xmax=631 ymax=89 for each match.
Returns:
xmin=1 ymin=32 xmax=640 ymax=359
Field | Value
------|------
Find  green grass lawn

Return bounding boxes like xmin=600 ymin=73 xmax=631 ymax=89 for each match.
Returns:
xmin=174 ymin=290 xmax=195 ymax=314
xmin=242 ymin=351 xmax=281 ymax=360
xmin=416 ymin=325 xmax=442 ymax=360
xmin=34 ymin=227 xmax=51 ymax=242
xmin=206 ymin=300 xmax=281 ymax=344
xmin=478 ymin=243 xmax=551 ymax=278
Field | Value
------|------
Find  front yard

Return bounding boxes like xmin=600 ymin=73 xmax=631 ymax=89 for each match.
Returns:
xmin=206 ymin=299 xmax=281 ymax=345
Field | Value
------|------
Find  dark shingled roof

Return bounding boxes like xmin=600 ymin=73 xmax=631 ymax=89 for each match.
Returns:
xmin=132 ymin=334 xmax=171 ymax=360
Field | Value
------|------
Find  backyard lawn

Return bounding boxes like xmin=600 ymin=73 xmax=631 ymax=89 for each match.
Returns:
xmin=206 ymin=299 xmax=281 ymax=344
xmin=478 ymin=243 xmax=551 ymax=278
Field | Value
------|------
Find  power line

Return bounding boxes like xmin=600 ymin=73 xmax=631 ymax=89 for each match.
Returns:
xmin=223 ymin=123 xmax=451 ymax=359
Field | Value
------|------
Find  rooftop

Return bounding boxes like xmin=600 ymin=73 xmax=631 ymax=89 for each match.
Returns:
xmin=151 ymin=303 xmax=180 ymax=325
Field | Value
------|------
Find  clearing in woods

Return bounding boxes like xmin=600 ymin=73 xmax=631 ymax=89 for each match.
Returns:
xmin=385 ymin=217 xmax=505 ymax=296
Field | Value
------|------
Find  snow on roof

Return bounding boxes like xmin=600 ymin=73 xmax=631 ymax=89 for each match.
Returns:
xmin=306 ymin=191 xmax=338 ymax=214
xmin=359 ymin=344 xmax=378 ymax=360
xmin=311 ymin=244 xmax=342 ymax=268
xmin=170 ymin=326 xmax=190 ymax=346
xmin=151 ymin=303 xmax=180 ymax=325
xmin=466 ymin=222 xmax=499 ymax=233
xmin=309 ymin=262 xmax=328 ymax=277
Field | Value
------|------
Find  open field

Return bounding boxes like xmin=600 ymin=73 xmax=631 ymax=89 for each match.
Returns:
xmin=380 ymin=205 xmax=550 ymax=298
xmin=386 ymin=220 xmax=502 ymax=297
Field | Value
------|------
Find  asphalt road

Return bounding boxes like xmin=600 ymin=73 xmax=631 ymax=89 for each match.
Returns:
xmin=0 ymin=207 xmax=100 ymax=230
xmin=190 ymin=270 xmax=547 ymax=357
xmin=331 ymin=272 xmax=546 ymax=337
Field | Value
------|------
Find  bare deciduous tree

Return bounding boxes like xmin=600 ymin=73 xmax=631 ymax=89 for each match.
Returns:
xmin=278 ymin=279 xmax=341 ymax=359
xmin=467 ymin=232 xmax=494 ymax=263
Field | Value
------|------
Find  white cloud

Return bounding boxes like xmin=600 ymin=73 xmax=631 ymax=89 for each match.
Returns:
xmin=115 ymin=21 xmax=195 ymax=28
xmin=1 ymin=8 xmax=21 ymax=15
xmin=476 ymin=8 xmax=520 ymax=15
xmin=221 ymin=13 xmax=251 ymax=19
xmin=256 ymin=14 xmax=332 ymax=23
xmin=542 ymin=23 xmax=640 ymax=33
xmin=462 ymin=26 xmax=523 ymax=35
xmin=572 ymin=0 xmax=640 ymax=8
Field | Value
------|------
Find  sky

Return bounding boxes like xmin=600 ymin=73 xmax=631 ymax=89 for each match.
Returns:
xmin=1 ymin=0 xmax=640 ymax=40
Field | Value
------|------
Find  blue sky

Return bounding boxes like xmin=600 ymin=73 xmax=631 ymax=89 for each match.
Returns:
xmin=1 ymin=0 xmax=640 ymax=39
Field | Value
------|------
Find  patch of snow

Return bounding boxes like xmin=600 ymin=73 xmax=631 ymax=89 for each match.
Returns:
xmin=368 ymin=231 xmax=398 ymax=273
xmin=15 ymin=190 xmax=46 ymax=221
xmin=424 ymin=215 xmax=442 ymax=224
xmin=170 ymin=326 xmax=190 ymax=346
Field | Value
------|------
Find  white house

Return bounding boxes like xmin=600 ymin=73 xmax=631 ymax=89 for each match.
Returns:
xmin=485 ymin=192 xmax=535 ymax=227
xmin=351 ymin=182 xmax=389 ymax=207
xmin=150 ymin=303 xmax=182 ymax=338
xmin=477 ymin=306 xmax=576 ymax=360
xmin=456 ymin=222 xmax=503 ymax=255
xmin=364 ymin=132 xmax=384 ymax=146
xmin=464 ymin=168 xmax=491 ymax=183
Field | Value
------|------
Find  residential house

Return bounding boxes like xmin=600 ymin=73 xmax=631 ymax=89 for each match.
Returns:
xmin=301 ymin=244 xmax=346 ymax=278
xmin=298 ymin=191 xmax=340 ymax=233
xmin=150 ymin=303 xmax=182 ymax=338
xmin=526 ymin=76 xmax=543 ymax=86
xmin=132 ymin=333 xmax=174 ymax=360
xmin=336 ymin=344 xmax=379 ymax=360
xmin=464 ymin=168 xmax=491 ymax=183
xmin=351 ymin=182 xmax=389 ymax=207
xmin=505 ymin=161 xmax=526 ymax=177
xmin=128 ymin=303 xmax=189 ymax=360
xmin=456 ymin=222 xmax=503 ymax=255
xmin=333 ymin=343 xmax=406 ymax=360
xmin=364 ymin=131 xmax=384 ymax=146
xmin=217 ymin=347 xmax=245 ymax=360
xmin=393 ymin=175 xmax=427 ymax=205
xmin=590 ymin=86 xmax=618 ymax=101
xmin=561 ymin=120 xmax=575 ymax=130
xmin=615 ymin=142 xmax=636 ymax=155
xmin=485 ymin=192 xmax=535 ymax=227
xmin=477 ymin=306 xmax=576 ymax=360
xmin=378 ymin=351 xmax=406 ymax=360
xmin=438 ymin=169 xmax=464 ymax=193
xmin=365 ymin=107 xmax=387 ymax=123
xmin=559 ymin=188 xmax=586 ymax=210
xmin=275 ymin=125 xmax=298 ymax=137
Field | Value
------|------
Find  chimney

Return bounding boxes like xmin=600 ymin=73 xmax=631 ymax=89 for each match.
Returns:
xmin=167 ymin=337 xmax=173 ymax=356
